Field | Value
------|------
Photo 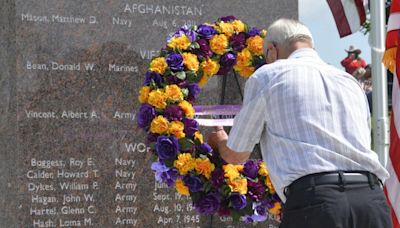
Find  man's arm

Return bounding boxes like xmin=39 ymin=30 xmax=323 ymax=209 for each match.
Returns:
xmin=208 ymin=127 xmax=251 ymax=164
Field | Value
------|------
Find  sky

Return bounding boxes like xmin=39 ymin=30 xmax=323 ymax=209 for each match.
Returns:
xmin=299 ymin=0 xmax=371 ymax=69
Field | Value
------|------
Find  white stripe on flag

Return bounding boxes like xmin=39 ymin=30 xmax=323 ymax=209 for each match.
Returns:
xmin=385 ymin=158 xmax=400 ymax=223
xmin=388 ymin=13 xmax=400 ymax=32
xmin=393 ymin=76 xmax=400 ymax=133
xmin=341 ymin=0 xmax=362 ymax=33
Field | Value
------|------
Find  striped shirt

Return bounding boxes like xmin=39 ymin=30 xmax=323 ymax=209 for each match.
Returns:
xmin=227 ymin=48 xmax=389 ymax=202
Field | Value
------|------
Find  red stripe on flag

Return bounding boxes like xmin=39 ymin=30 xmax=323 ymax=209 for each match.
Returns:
xmin=390 ymin=114 xmax=400 ymax=185
xmin=391 ymin=0 xmax=400 ymax=13
xmin=387 ymin=30 xmax=400 ymax=50
xmin=384 ymin=187 xmax=400 ymax=228
xmin=327 ymin=0 xmax=352 ymax=37
xmin=354 ymin=0 xmax=366 ymax=24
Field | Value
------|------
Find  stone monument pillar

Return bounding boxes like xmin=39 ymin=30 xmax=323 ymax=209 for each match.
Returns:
xmin=0 ymin=0 xmax=297 ymax=227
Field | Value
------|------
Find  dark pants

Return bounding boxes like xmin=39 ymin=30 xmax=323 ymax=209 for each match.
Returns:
xmin=280 ymin=172 xmax=392 ymax=228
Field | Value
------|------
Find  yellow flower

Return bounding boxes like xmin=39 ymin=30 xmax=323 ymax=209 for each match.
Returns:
xmin=138 ymin=86 xmax=150 ymax=103
xmin=150 ymin=115 xmax=169 ymax=134
xmin=265 ymin=176 xmax=276 ymax=194
xmin=169 ymin=121 xmax=185 ymax=139
xmin=268 ymin=202 xmax=281 ymax=215
xmin=260 ymin=29 xmax=268 ymax=37
xmin=228 ymin=178 xmax=248 ymax=194
xmin=246 ymin=35 xmax=264 ymax=55
xmin=147 ymin=89 xmax=167 ymax=109
xmin=235 ymin=48 xmax=252 ymax=66
xmin=218 ymin=21 xmax=234 ymax=37
xmin=232 ymin=20 xmax=245 ymax=33
xmin=258 ymin=162 xmax=269 ymax=176
xmin=165 ymin=85 xmax=183 ymax=102
xmin=174 ymin=153 xmax=196 ymax=175
xmin=149 ymin=57 xmax=167 ymax=74
xmin=182 ymin=52 xmax=199 ymax=72
xmin=201 ymin=59 xmax=220 ymax=77
xmin=175 ymin=178 xmax=190 ymax=196
xmin=168 ymin=35 xmax=191 ymax=50
xmin=234 ymin=65 xmax=255 ymax=77
xmin=198 ymin=75 xmax=209 ymax=87
xmin=195 ymin=157 xmax=215 ymax=179
xmin=209 ymin=34 xmax=228 ymax=55
xmin=178 ymin=100 xmax=195 ymax=118
xmin=223 ymin=164 xmax=243 ymax=181
xmin=194 ymin=131 xmax=203 ymax=143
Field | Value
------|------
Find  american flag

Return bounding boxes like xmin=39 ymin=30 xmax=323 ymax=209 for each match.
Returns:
xmin=327 ymin=0 xmax=367 ymax=37
xmin=383 ymin=1 xmax=400 ymax=227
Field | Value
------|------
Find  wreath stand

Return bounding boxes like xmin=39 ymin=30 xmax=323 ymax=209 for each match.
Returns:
xmin=207 ymin=70 xmax=263 ymax=227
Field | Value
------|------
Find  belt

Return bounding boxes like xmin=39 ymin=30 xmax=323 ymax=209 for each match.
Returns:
xmin=284 ymin=171 xmax=382 ymax=197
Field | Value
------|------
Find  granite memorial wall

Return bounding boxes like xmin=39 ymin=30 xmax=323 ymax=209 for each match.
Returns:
xmin=0 ymin=0 xmax=297 ymax=227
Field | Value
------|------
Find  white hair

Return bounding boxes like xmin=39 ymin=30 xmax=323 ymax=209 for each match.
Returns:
xmin=266 ymin=18 xmax=314 ymax=48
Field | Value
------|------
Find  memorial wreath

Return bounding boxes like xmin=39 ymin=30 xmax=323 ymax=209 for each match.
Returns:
xmin=137 ymin=16 xmax=282 ymax=223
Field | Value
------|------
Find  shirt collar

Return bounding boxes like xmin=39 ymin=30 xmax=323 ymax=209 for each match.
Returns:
xmin=288 ymin=48 xmax=322 ymax=61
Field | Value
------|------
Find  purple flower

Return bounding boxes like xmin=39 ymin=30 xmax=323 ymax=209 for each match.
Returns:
xmin=261 ymin=198 xmax=275 ymax=209
xmin=248 ymin=27 xmax=261 ymax=37
xmin=167 ymin=76 xmax=186 ymax=86
xmin=218 ymin=207 xmax=231 ymax=217
xmin=217 ymin=66 xmax=231 ymax=76
xmin=151 ymin=161 xmax=178 ymax=187
xmin=166 ymin=53 xmax=184 ymax=72
xmin=194 ymin=39 xmax=213 ymax=59
xmin=254 ymin=203 xmax=267 ymax=216
xmin=156 ymin=136 xmax=179 ymax=160
xmin=241 ymin=214 xmax=267 ymax=223
xmin=197 ymin=24 xmax=216 ymax=39
xmin=174 ymin=26 xmax=196 ymax=42
xmin=164 ymin=105 xmax=183 ymax=121
xmin=137 ymin=104 xmax=155 ymax=130
xmin=162 ymin=169 xmax=179 ymax=187
xmin=247 ymin=180 xmax=266 ymax=201
xmin=219 ymin=16 xmax=237 ymax=22
xmin=183 ymin=174 xmax=203 ymax=192
xmin=187 ymin=83 xmax=200 ymax=97
xmin=243 ymin=160 xmax=259 ymax=179
xmin=144 ymin=71 xmax=163 ymax=87
xmin=147 ymin=133 xmax=159 ymax=144
xmin=230 ymin=33 xmax=246 ymax=52
xmin=211 ymin=167 xmax=225 ymax=188
xmin=220 ymin=52 xmax=237 ymax=67
xmin=194 ymin=191 xmax=221 ymax=215
xmin=197 ymin=143 xmax=212 ymax=154
xmin=182 ymin=118 xmax=199 ymax=136
xmin=229 ymin=193 xmax=247 ymax=210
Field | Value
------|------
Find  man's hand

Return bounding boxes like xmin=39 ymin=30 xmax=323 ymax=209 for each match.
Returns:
xmin=207 ymin=126 xmax=228 ymax=150
xmin=207 ymin=126 xmax=251 ymax=164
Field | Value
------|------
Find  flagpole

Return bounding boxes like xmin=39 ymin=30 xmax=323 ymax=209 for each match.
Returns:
xmin=370 ymin=0 xmax=389 ymax=166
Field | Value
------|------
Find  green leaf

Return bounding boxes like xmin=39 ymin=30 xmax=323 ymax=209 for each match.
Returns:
xmin=164 ymin=158 xmax=175 ymax=167
xmin=211 ymin=55 xmax=221 ymax=62
xmin=164 ymin=68 xmax=172 ymax=77
xmin=231 ymin=210 xmax=241 ymax=222
xmin=192 ymin=42 xmax=200 ymax=49
xmin=179 ymin=138 xmax=194 ymax=151
xmin=181 ymin=88 xmax=189 ymax=97
xmin=176 ymin=71 xmax=186 ymax=80
xmin=203 ymin=181 xmax=212 ymax=193
xmin=191 ymin=192 xmax=202 ymax=203
xmin=149 ymin=142 xmax=156 ymax=151
xmin=186 ymin=71 xmax=201 ymax=84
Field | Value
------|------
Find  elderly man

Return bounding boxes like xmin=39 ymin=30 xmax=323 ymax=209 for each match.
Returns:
xmin=208 ymin=19 xmax=391 ymax=228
